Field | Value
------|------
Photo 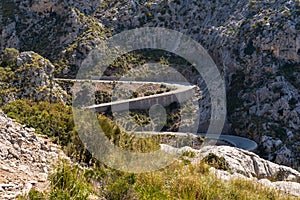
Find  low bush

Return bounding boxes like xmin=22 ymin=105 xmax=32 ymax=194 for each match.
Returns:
xmin=201 ymin=153 xmax=230 ymax=171
xmin=48 ymin=163 xmax=93 ymax=200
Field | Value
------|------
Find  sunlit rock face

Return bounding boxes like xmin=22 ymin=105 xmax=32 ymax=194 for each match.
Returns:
xmin=1 ymin=51 xmax=67 ymax=104
xmin=161 ymin=145 xmax=300 ymax=197
xmin=0 ymin=110 xmax=68 ymax=198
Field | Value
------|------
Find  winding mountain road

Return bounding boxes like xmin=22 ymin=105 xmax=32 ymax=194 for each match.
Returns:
xmin=55 ymin=78 xmax=258 ymax=151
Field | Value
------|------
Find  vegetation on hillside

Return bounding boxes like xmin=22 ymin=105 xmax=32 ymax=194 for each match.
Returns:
xmin=19 ymin=159 xmax=297 ymax=200
xmin=1 ymin=99 xmax=297 ymax=200
xmin=2 ymin=100 xmax=162 ymax=161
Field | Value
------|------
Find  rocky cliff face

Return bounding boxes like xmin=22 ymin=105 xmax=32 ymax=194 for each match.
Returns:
xmin=91 ymin=0 xmax=300 ymax=169
xmin=1 ymin=0 xmax=107 ymax=71
xmin=0 ymin=50 xmax=68 ymax=104
xmin=201 ymin=145 xmax=300 ymax=197
xmin=0 ymin=0 xmax=299 ymax=169
xmin=0 ymin=109 xmax=67 ymax=199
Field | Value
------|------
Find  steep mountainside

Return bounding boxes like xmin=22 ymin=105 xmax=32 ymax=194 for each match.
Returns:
xmin=92 ymin=0 xmax=300 ymax=168
xmin=0 ymin=110 xmax=67 ymax=199
xmin=0 ymin=0 xmax=299 ymax=169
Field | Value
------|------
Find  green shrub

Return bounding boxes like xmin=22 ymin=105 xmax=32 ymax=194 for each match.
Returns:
xmin=98 ymin=115 xmax=160 ymax=153
xmin=1 ymin=100 xmax=89 ymax=162
xmin=18 ymin=189 xmax=46 ymax=200
xmin=244 ymin=40 xmax=255 ymax=55
xmin=144 ymin=91 xmax=155 ymax=96
xmin=182 ymin=151 xmax=196 ymax=158
xmin=2 ymin=100 xmax=75 ymax=145
xmin=105 ymin=174 xmax=137 ymax=200
xmin=1 ymin=48 xmax=19 ymax=68
xmin=131 ymin=91 xmax=139 ymax=98
xmin=201 ymin=153 xmax=230 ymax=171
xmin=279 ymin=63 xmax=300 ymax=88
xmin=2 ymin=100 xmax=160 ymax=162
xmin=49 ymin=163 xmax=93 ymax=200
xmin=156 ymin=90 xmax=164 ymax=94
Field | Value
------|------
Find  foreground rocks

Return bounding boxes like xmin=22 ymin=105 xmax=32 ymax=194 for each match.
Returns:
xmin=162 ymin=145 xmax=300 ymax=197
xmin=200 ymin=146 xmax=300 ymax=197
xmin=210 ymin=167 xmax=300 ymax=197
xmin=200 ymin=145 xmax=300 ymax=182
xmin=0 ymin=110 xmax=68 ymax=199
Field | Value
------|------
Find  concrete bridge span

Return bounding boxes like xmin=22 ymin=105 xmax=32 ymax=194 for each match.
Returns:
xmin=87 ymin=84 xmax=196 ymax=112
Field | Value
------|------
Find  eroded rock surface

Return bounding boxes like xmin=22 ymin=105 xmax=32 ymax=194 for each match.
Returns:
xmin=200 ymin=146 xmax=300 ymax=182
xmin=0 ymin=110 xmax=67 ymax=199
xmin=162 ymin=145 xmax=300 ymax=197
xmin=1 ymin=51 xmax=68 ymax=105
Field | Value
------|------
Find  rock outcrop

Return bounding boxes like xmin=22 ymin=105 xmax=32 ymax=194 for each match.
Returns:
xmin=0 ymin=0 xmax=107 ymax=70
xmin=163 ymin=145 xmax=300 ymax=197
xmin=200 ymin=146 xmax=300 ymax=182
xmin=201 ymin=145 xmax=300 ymax=197
xmin=210 ymin=168 xmax=300 ymax=197
xmin=0 ymin=109 xmax=68 ymax=199
xmin=0 ymin=51 xmax=68 ymax=105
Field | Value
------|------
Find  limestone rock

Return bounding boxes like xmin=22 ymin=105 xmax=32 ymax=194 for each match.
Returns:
xmin=0 ymin=109 xmax=67 ymax=198
xmin=162 ymin=144 xmax=300 ymax=196
xmin=211 ymin=168 xmax=300 ymax=197
xmin=1 ymin=51 xmax=68 ymax=104
xmin=200 ymin=146 xmax=300 ymax=182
